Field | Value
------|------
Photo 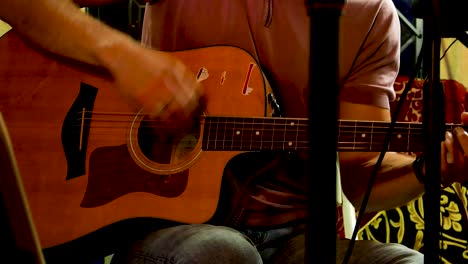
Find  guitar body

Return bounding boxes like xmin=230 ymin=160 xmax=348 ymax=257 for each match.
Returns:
xmin=0 ymin=32 xmax=271 ymax=248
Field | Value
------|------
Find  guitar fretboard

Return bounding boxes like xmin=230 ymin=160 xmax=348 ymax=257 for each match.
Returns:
xmin=201 ymin=116 xmax=462 ymax=152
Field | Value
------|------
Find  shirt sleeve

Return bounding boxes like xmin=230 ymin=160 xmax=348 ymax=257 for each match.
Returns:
xmin=340 ymin=0 xmax=401 ymax=110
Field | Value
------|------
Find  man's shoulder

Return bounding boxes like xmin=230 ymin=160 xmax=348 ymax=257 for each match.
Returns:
xmin=341 ymin=0 xmax=398 ymax=32
xmin=344 ymin=0 xmax=396 ymax=16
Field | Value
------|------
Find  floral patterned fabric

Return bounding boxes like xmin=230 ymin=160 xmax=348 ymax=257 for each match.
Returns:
xmin=357 ymin=76 xmax=468 ymax=263
xmin=359 ymin=183 xmax=468 ymax=263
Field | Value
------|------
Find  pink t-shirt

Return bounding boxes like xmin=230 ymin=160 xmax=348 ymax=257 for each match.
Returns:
xmin=141 ymin=0 xmax=401 ymax=227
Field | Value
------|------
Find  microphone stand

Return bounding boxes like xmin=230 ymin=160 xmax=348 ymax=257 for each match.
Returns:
xmin=305 ymin=0 xmax=344 ymax=263
xmin=421 ymin=0 xmax=443 ymax=262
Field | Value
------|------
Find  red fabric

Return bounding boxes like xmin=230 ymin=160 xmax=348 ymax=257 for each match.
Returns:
xmin=392 ymin=76 xmax=467 ymax=124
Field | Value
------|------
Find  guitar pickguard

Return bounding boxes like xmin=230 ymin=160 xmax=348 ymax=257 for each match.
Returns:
xmin=61 ymin=83 xmax=97 ymax=180
xmin=81 ymin=144 xmax=188 ymax=208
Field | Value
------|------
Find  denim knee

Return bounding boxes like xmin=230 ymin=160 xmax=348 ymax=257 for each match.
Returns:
xmin=112 ymin=224 xmax=262 ymax=264
xmin=336 ymin=239 xmax=424 ymax=264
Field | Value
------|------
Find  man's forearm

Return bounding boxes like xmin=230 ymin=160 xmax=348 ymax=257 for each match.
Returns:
xmin=0 ymin=0 xmax=138 ymax=70
xmin=341 ymin=152 xmax=425 ymax=212
xmin=363 ymin=162 xmax=425 ymax=212
xmin=73 ymin=0 xmax=127 ymax=7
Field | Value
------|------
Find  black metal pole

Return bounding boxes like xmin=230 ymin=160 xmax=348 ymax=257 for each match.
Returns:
xmin=305 ymin=1 xmax=344 ymax=263
xmin=421 ymin=0 xmax=443 ymax=263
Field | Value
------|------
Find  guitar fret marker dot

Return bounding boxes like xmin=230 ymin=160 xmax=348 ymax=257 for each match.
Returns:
xmin=256 ymin=131 xmax=260 ymax=135
xmin=236 ymin=131 xmax=241 ymax=135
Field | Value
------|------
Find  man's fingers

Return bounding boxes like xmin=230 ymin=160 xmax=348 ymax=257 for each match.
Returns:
xmin=163 ymin=61 xmax=204 ymax=115
xmin=445 ymin=131 xmax=455 ymax=164
xmin=461 ymin=112 xmax=468 ymax=125
xmin=454 ymin=127 xmax=468 ymax=157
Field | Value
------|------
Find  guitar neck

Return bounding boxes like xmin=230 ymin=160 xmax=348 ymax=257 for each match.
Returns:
xmin=201 ymin=116 xmax=463 ymax=152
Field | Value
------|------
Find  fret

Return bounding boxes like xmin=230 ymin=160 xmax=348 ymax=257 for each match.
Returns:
xmin=283 ymin=119 xmax=297 ymax=149
xmin=273 ymin=118 xmax=287 ymax=150
xmin=249 ymin=118 xmax=254 ymax=150
xmin=356 ymin=129 xmax=370 ymax=150
xmin=353 ymin=120 xmax=357 ymax=151
xmin=387 ymin=123 xmax=406 ymax=152
xmin=295 ymin=119 xmax=300 ymax=151
xmin=387 ymin=126 xmax=391 ymax=151
xmin=394 ymin=123 xmax=418 ymax=150
xmin=204 ymin=117 xmax=212 ymax=150
xmin=338 ymin=120 xmax=361 ymax=150
xmin=241 ymin=117 xmax=255 ymax=150
xmin=220 ymin=117 xmax=234 ymax=150
xmin=280 ymin=117 xmax=307 ymax=150
xmin=250 ymin=118 xmax=264 ymax=150
xmin=338 ymin=120 xmax=341 ymax=149
xmin=356 ymin=121 xmax=374 ymax=151
xmin=407 ymin=123 xmax=411 ymax=152
xmin=231 ymin=117 xmax=241 ymax=150
xmin=282 ymin=119 xmax=287 ymax=150
xmin=390 ymin=124 xmax=411 ymax=150
xmin=390 ymin=122 xmax=412 ymax=152
xmin=296 ymin=119 xmax=309 ymax=150
xmin=214 ymin=116 xmax=220 ymax=150
xmin=239 ymin=118 xmax=245 ymax=150
xmin=368 ymin=122 xmax=392 ymax=151
xmin=222 ymin=116 xmax=227 ymax=150
xmin=270 ymin=118 xmax=276 ymax=150
xmin=261 ymin=118 xmax=265 ymax=150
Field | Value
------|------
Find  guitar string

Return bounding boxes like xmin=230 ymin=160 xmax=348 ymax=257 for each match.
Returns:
xmin=77 ymin=111 xmax=443 ymax=125
xmin=84 ymin=126 xmax=426 ymax=151
xmin=77 ymin=110 xmax=450 ymax=125
xmin=77 ymin=111 xmax=465 ymax=131
xmin=76 ymin=129 xmax=431 ymax=144
xmin=80 ymin=124 xmax=431 ymax=140
xmin=78 ymin=118 xmax=431 ymax=136
xmin=78 ymin=110 xmax=437 ymax=123
xmin=75 ymin=115 xmax=433 ymax=128
xmin=82 ymin=130 xmax=425 ymax=150
xmin=79 ymin=111 xmax=428 ymax=123
xmin=77 ymin=116 xmax=432 ymax=133
xmin=73 ymin=111 xmax=454 ymax=149
xmin=82 ymin=125 xmax=428 ymax=134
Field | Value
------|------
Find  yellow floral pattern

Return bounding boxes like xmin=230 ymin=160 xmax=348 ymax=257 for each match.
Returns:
xmin=358 ymin=183 xmax=468 ymax=263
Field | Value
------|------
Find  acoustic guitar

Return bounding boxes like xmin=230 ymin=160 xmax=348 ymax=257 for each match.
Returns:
xmin=0 ymin=31 xmax=455 ymax=251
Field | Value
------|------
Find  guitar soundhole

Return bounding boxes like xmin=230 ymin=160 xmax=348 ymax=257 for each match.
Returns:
xmin=137 ymin=115 xmax=201 ymax=165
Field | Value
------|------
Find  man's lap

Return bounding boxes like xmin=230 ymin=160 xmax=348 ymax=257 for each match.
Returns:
xmin=110 ymin=224 xmax=423 ymax=263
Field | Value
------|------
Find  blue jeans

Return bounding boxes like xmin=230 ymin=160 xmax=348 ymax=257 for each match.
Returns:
xmin=110 ymin=224 xmax=423 ymax=263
